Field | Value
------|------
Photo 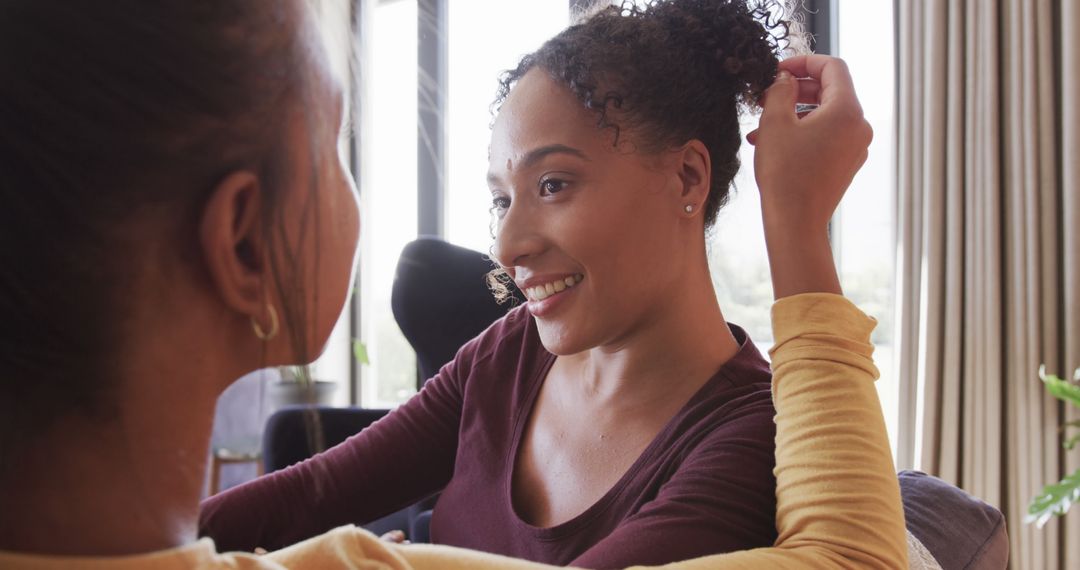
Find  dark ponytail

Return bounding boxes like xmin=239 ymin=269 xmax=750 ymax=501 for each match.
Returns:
xmin=0 ymin=1 xmax=307 ymax=459
xmin=496 ymin=0 xmax=799 ymax=228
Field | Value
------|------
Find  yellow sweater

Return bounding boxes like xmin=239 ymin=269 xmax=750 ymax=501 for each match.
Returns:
xmin=0 ymin=294 xmax=907 ymax=569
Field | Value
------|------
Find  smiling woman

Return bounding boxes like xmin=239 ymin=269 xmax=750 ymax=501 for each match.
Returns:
xmin=473 ymin=1 xmax=788 ymax=561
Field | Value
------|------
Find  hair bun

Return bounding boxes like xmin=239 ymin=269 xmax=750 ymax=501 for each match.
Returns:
xmin=635 ymin=0 xmax=797 ymax=106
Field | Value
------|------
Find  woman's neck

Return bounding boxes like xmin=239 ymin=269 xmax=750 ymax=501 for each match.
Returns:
xmin=0 ymin=374 xmax=220 ymax=556
xmin=566 ymin=260 xmax=739 ymax=407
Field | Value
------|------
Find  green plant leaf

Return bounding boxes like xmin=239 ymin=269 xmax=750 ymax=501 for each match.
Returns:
xmin=1027 ymin=467 xmax=1080 ymax=527
xmin=1058 ymin=418 xmax=1080 ymax=449
xmin=1040 ymin=365 xmax=1080 ymax=409
xmin=352 ymin=339 xmax=370 ymax=365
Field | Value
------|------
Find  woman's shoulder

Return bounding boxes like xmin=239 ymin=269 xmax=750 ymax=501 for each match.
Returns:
xmin=689 ymin=323 xmax=774 ymax=413
xmin=452 ymin=304 xmax=541 ymax=368
xmin=671 ymin=325 xmax=777 ymax=445
xmin=432 ymin=304 xmax=551 ymax=401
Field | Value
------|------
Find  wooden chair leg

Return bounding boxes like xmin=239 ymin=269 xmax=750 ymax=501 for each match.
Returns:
xmin=209 ymin=454 xmax=222 ymax=496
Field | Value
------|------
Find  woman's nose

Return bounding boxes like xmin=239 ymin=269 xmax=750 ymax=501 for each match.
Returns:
xmin=491 ymin=201 xmax=545 ymax=270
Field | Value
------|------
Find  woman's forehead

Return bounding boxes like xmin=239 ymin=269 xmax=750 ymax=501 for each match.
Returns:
xmin=489 ymin=70 xmax=610 ymax=164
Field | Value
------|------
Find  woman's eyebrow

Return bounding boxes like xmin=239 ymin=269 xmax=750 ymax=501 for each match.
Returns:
xmin=519 ymin=144 xmax=589 ymax=169
xmin=487 ymin=144 xmax=589 ymax=186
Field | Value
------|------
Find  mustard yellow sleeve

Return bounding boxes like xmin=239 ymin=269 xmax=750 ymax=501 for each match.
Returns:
xmin=766 ymin=293 xmax=907 ymax=568
xmin=266 ymin=293 xmax=907 ymax=570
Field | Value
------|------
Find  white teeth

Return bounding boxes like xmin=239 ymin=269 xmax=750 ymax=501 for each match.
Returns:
xmin=526 ymin=274 xmax=583 ymax=302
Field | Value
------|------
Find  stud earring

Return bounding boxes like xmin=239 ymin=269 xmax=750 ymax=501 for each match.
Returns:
xmin=684 ymin=204 xmax=694 ymax=214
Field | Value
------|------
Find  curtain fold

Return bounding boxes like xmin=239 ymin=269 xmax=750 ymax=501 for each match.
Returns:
xmin=897 ymin=0 xmax=1080 ymax=567
xmin=1061 ymin=3 xmax=1080 ymax=569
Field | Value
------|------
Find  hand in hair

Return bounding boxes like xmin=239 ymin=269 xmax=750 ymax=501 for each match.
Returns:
xmin=747 ymin=55 xmax=874 ymax=299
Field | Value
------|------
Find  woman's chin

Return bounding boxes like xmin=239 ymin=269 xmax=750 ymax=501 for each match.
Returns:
xmin=536 ymin=323 xmax=591 ymax=357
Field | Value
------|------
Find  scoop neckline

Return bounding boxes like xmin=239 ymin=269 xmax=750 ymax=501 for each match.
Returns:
xmin=501 ymin=319 xmax=745 ymax=541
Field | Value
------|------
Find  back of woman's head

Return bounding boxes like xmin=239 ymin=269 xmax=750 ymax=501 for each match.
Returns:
xmin=0 ymin=1 xmax=306 ymax=447
xmin=496 ymin=0 xmax=796 ymax=228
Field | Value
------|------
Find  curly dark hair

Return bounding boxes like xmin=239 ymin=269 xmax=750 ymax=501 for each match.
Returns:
xmin=495 ymin=0 xmax=796 ymax=229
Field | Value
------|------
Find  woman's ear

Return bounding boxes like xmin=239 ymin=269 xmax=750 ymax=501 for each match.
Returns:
xmin=199 ymin=171 xmax=268 ymax=318
xmin=675 ymin=140 xmax=711 ymax=216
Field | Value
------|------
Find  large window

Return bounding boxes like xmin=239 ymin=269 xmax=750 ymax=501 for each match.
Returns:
xmin=444 ymin=2 xmax=569 ymax=253
xmin=335 ymin=0 xmax=901 ymax=453
xmin=308 ymin=0 xmax=367 ymax=408
xmin=709 ymin=0 xmax=898 ymax=452
xmin=345 ymin=0 xmax=570 ymax=407
xmin=836 ymin=0 xmax=897 ymax=452
xmin=355 ymin=0 xmax=421 ymax=407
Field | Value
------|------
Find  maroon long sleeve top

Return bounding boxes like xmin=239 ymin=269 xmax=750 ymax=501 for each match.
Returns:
xmin=199 ymin=306 xmax=778 ymax=568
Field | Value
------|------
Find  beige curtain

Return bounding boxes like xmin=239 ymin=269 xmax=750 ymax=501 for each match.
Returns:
xmin=897 ymin=0 xmax=1080 ymax=568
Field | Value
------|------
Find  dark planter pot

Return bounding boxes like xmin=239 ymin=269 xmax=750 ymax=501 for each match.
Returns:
xmin=268 ymin=379 xmax=337 ymax=409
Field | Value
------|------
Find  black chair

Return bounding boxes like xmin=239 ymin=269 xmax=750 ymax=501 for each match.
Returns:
xmin=262 ymin=406 xmax=390 ymax=473
xmin=391 ymin=236 xmax=522 ymax=385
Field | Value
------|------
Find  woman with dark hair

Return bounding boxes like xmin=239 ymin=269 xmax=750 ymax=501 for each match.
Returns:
xmin=0 ymin=0 xmax=904 ymax=568
xmin=0 ymin=0 xmax=360 ymax=562
xmin=197 ymin=1 xmax=904 ymax=568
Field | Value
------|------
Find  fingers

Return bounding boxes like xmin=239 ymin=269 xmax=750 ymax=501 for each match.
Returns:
xmin=759 ymin=70 xmax=798 ymax=126
xmin=778 ymin=55 xmax=861 ymax=110
xmin=795 ymin=79 xmax=822 ymax=104
xmin=778 ymin=54 xmax=847 ymax=82
xmin=380 ymin=530 xmax=407 ymax=543
xmin=752 ymin=78 xmax=820 ymax=145
xmin=761 ymin=78 xmax=820 ymax=107
xmin=752 ymin=56 xmax=869 ymax=147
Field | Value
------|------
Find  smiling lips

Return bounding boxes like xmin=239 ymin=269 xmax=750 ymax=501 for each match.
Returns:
xmin=523 ymin=274 xmax=583 ymax=302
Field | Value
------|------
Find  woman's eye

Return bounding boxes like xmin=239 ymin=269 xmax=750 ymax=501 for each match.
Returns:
xmin=540 ymin=178 xmax=568 ymax=195
xmin=491 ymin=196 xmax=511 ymax=216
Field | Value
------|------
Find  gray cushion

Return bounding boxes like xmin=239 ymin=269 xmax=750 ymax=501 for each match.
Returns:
xmin=899 ymin=470 xmax=1008 ymax=570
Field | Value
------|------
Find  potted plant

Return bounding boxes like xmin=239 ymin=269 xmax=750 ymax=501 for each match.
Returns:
xmin=1026 ymin=366 xmax=1080 ymax=527
xmin=268 ymin=365 xmax=337 ymax=409
xmin=266 ymin=339 xmax=370 ymax=409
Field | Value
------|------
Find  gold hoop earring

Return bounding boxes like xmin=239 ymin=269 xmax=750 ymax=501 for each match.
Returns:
xmin=252 ymin=304 xmax=279 ymax=341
